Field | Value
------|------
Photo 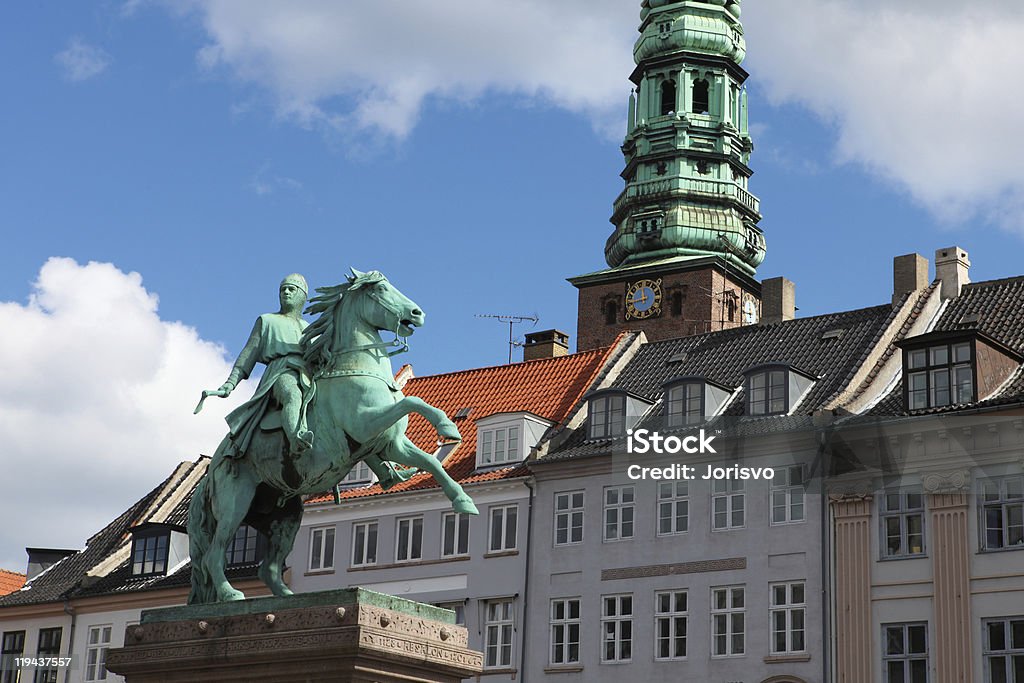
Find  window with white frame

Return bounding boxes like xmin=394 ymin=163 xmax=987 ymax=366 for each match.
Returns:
xmin=489 ymin=505 xmax=518 ymax=553
xmin=1 ymin=631 xmax=25 ymax=683
xmin=658 ymin=481 xmax=689 ymax=535
xmin=434 ymin=602 xmax=466 ymax=626
xmin=339 ymin=460 xmax=372 ymax=485
xmin=480 ymin=425 xmax=521 ymax=466
xmin=396 ymin=517 xmax=424 ymax=562
xmin=550 ymin=598 xmax=581 ymax=665
xmin=655 ymin=591 xmax=687 ymax=660
xmin=883 ymin=623 xmax=928 ymax=683
xmin=351 ymin=520 xmax=378 ymax=567
xmin=589 ymin=394 xmax=626 ymax=439
xmin=711 ymin=586 xmax=745 ymax=657
xmin=771 ymin=465 xmax=806 ymax=525
xmin=554 ymin=491 xmax=585 ymax=545
xmin=442 ymin=512 xmax=470 ymax=557
xmin=601 ymin=594 xmax=633 ymax=663
xmin=604 ymin=486 xmax=635 ymax=541
xmin=484 ymin=600 xmax=514 ymax=669
xmin=747 ymin=368 xmax=787 ymax=416
xmin=85 ymin=625 xmax=112 ymax=682
xmin=666 ymin=381 xmax=703 ymax=427
xmin=770 ymin=582 xmax=806 ymax=654
xmin=712 ymin=479 xmax=745 ymax=531
xmin=881 ymin=488 xmax=925 ymax=557
xmin=34 ymin=627 xmax=62 ymax=683
xmin=309 ymin=525 xmax=336 ymax=571
xmin=983 ymin=476 xmax=1024 ymax=550
xmin=983 ymin=617 xmax=1024 ymax=682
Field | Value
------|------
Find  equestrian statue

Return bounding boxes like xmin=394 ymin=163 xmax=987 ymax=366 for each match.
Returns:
xmin=187 ymin=269 xmax=477 ymax=604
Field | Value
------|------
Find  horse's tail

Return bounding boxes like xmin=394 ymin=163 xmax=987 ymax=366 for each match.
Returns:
xmin=187 ymin=473 xmax=216 ymax=605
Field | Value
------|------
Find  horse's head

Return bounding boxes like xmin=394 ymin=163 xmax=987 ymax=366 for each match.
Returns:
xmin=348 ymin=269 xmax=424 ymax=338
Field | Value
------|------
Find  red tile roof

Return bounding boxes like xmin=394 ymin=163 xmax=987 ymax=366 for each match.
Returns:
xmin=0 ymin=569 xmax=26 ymax=596
xmin=308 ymin=338 xmax=625 ymax=504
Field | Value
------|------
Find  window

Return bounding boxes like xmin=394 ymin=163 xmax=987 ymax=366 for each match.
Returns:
xmin=340 ymin=461 xmax=372 ymax=485
xmin=1 ymin=631 xmax=25 ymax=683
xmin=590 ymin=394 xmax=625 ymax=439
xmin=309 ymin=525 xmax=336 ymax=571
xmin=442 ymin=513 xmax=470 ymax=558
xmin=484 ymin=601 xmax=514 ymax=669
xmin=604 ymin=486 xmax=635 ymax=541
xmin=770 ymin=582 xmax=806 ymax=654
xmin=351 ymin=521 xmax=378 ymax=567
xmin=550 ymin=599 xmax=581 ymax=665
xmin=489 ymin=505 xmax=518 ymax=553
xmin=883 ymin=623 xmax=928 ymax=683
xmin=771 ymin=466 xmax=806 ymax=525
xmin=711 ymin=586 xmax=745 ymax=657
xmin=480 ymin=425 xmax=520 ymax=466
xmin=905 ymin=341 xmax=973 ymax=410
xmin=666 ymin=381 xmax=703 ymax=428
xmin=604 ymin=300 xmax=617 ymax=325
xmin=670 ymin=290 xmax=684 ymax=317
xmin=226 ymin=524 xmax=263 ymax=566
xmin=660 ymin=80 xmax=676 ymax=116
xmin=555 ymin=491 xmax=585 ymax=545
xmin=85 ymin=625 xmax=112 ymax=682
xmin=131 ymin=533 xmax=169 ymax=576
xmin=747 ymin=368 xmax=787 ymax=416
xmin=33 ymin=628 xmax=61 ymax=683
xmin=655 ymin=591 xmax=687 ymax=660
xmin=984 ymin=617 xmax=1024 ymax=682
xmin=396 ymin=517 xmax=424 ymax=562
xmin=881 ymin=489 xmax=925 ymax=557
xmin=658 ymin=481 xmax=689 ymax=535
xmin=692 ymin=78 xmax=710 ymax=114
xmin=434 ymin=602 xmax=466 ymax=626
xmin=601 ymin=595 xmax=633 ymax=663
xmin=983 ymin=477 xmax=1024 ymax=550
xmin=712 ymin=479 xmax=745 ymax=531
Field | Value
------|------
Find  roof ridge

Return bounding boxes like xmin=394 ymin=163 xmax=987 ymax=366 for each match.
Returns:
xmin=405 ymin=344 xmax=614 ymax=383
xmin=0 ymin=568 xmax=26 ymax=578
xmin=962 ymin=274 xmax=1024 ymax=289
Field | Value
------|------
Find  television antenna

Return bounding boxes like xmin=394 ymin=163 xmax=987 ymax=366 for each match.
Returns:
xmin=476 ymin=313 xmax=539 ymax=363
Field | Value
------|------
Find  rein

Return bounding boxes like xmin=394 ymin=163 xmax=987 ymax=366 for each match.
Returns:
xmin=330 ymin=290 xmax=410 ymax=358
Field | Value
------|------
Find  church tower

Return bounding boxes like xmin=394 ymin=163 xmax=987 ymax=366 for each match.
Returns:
xmin=572 ymin=0 xmax=766 ymax=350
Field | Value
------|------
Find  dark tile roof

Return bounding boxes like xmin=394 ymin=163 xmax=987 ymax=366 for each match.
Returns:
xmin=545 ymin=303 xmax=901 ymax=461
xmin=870 ymin=277 xmax=1024 ymax=416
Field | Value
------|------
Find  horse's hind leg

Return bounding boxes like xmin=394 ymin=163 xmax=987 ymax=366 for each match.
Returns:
xmin=386 ymin=436 xmax=478 ymax=515
xmin=206 ymin=463 xmax=258 ymax=601
xmin=258 ymin=496 xmax=301 ymax=597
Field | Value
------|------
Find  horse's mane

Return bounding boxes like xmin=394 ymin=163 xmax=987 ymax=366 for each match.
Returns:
xmin=301 ymin=270 xmax=387 ymax=370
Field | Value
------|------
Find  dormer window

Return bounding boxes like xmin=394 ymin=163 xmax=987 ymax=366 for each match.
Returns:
xmin=129 ymin=523 xmax=188 ymax=577
xmin=226 ymin=525 xmax=267 ymax=566
xmin=588 ymin=390 xmax=653 ymax=439
xmin=664 ymin=378 xmax=732 ymax=427
xmin=743 ymin=365 xmax=816 ymax=417
xmin=906 ymin=342 xmax=973 ymax=409
xmin=898 ymin=331 xmax=1022 ymax=412
xmin=476 ymin=412 xmax=554 ymax=469
xmin=339 ymin=461 xmax=374 ymax=486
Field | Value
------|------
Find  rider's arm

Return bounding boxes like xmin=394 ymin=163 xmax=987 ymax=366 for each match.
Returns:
xmin=219 ymin=317 xmax=263 ymax=394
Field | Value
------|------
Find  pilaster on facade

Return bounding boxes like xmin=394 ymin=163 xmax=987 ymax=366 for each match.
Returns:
xmin=829 ymin=492 xmax=874 ymax=683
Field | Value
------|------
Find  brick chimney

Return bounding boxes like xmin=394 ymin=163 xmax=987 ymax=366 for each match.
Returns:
xmin=893 ymin=253 xmax=929 ymax=305
xmin=761 ymin=277 xmax=795 ymax=325
xmin=935 ymin=246 xmax=970 ymax=300
xmin=524 ymin=330 xmax=570 ymax=361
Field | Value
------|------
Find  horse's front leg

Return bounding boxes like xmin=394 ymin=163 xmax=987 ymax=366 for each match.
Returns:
xmin=353 ymin=396 xmax=460 ymax=443
xmin=385 ymin=436 xmax=478 ymax=515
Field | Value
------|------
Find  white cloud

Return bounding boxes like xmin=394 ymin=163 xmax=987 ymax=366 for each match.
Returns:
xmin=743 ymin=0 xmax=1024 ymax=231
xmin=54 ymin=38 xmax=112 ymax=82
xmin=164 ymin=0 xmax=637 ymax=140
xmin=0 ymin=259 xmax=251 ymax=572
xmin=251 ymin=162 xmax=304 ymax=196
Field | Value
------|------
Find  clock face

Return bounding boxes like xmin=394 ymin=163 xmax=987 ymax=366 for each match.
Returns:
xmin=743 ymin=297 xmax=759 ymax=324
xmin=625 ymin=278 xmax=663 ymax=320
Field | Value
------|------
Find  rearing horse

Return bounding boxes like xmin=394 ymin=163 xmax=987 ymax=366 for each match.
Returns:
xmin=188 ymin=269 xmax=477 ymax=604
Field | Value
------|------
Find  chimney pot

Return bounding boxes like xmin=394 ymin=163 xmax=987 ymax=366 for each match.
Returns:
xmin=524 ymin=329 xmax=570 ymax=361
xmin=760 ymin=277 xmax=795 ymax=325
xmin=893 ymin=253 xmax=929 ymax=305
xmin=935 ymin=246 xmax=970 ymax=300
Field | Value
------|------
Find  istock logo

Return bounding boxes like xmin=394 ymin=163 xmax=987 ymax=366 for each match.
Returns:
xmin=626 ymin=428 xmax=717 ymax=454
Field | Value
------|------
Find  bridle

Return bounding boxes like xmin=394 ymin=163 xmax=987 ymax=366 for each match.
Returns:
xmin=329 ymin=287 xmax=411 ymax=358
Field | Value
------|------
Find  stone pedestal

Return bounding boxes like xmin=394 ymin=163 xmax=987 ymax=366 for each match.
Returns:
xmin=106 ymin=589 xmax=483 ymax=683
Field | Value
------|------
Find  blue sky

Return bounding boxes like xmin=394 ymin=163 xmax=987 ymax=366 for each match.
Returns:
xmin=2 ymin=0 xmax=1023 ymax=571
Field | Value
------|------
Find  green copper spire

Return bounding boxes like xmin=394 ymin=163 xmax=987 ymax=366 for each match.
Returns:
xmin=606 ymin=0 xmax=765 ymax=276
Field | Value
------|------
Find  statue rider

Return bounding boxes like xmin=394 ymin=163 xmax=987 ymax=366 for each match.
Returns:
xmin=218 ymin=273 xmax=314 ymax=458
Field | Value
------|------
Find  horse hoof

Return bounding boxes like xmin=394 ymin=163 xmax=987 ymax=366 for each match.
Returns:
xmin=218 ymin=588 xmax=246 ymax=602
xmin=453 ymin=496 xmax=479 ymax=516
xmin=437 ymin=420 xmax=462 ymax=442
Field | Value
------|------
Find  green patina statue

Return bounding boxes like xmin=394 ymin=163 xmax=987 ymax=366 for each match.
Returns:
xmin=188 ymin=270 xmax=478 ymax=604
